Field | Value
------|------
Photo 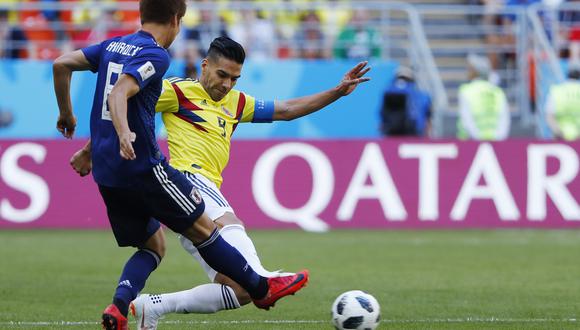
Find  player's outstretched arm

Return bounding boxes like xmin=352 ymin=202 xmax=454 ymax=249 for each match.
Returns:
xmin=53 ymin=50 xmax=93 ymax=138
xmin=273 ymin=61 xmax=371 ymax=121
xmin=107 ymin=74 xmax=140 ymax=160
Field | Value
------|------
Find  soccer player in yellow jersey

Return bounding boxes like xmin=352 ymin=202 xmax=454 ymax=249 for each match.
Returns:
xmin=71 ymin=36 xmax=369 ymax=328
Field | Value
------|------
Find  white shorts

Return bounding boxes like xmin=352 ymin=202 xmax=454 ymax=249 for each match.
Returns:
xmin=179 ymin=172 xmax=235 ymax=281
xmin=183 ymin=172 xmax=234 ymax=220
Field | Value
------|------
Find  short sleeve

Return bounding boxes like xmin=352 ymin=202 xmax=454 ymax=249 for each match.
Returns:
xmin=156 ymin=79 xmax=179 ymax=113
xmin=238 ymin=93 xmax=254 ymax=123
xmin=81 ymin=42 xmax=103 ymax=73
xmin=122 ymin=48 xmax=169 ymax=90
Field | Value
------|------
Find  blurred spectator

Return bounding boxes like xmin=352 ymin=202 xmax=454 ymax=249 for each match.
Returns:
xmin=485 ymin=0 xmax=544 ymax=78
xmin=317 ymin=0 xmax=351 ymax=41
xmin=115 ymin=0 xmax=140 ymax=26
xmin=61 ymin=0 xmax=102 ymax=48
xmin=185 ymin=6 xmax=229 ymax=59
xmin=185 ymin=60 xmax=199 ymax=80
xmin=0 ymin=9 xmax=27 ymax=58
xmin=333 ymin=9 xmax=381 ymax=60
xmin=567 ymin=27 xmax=580 ymax=61
xmin=563 ymin=0 xmax=580 ymax=61
xmin=466 ymin=0 xmax=501 ymax=25
xmin=20 ymin=0 xmax=61 ymax=59
xmin=89 ymin=9 xmax=137 ymax=42
xmin=457 ymin=54 xmax=511 ymax=140
xmin=0 ymin=0 xmax=18 ymax=23
xmin=40 ymin=0 xmax=59 ymax=22
xmin=480 ymin=0 xmax=505 ymax=31
xmin=182 ymin=5 xmax=229 ymax=79
xmin=471 ymin=0 xmax=506 ymax=72
xmin=545 ymin=63 xmax=580 ymax=140
xmin=209 ymin=0 xmax=239 ymax=27
xmin=62 ymin=0 xmax=104 ymax=25
xmin=293 ymin=11 xmax=328 ymax=59
xmin=254 ymin=0 xmax=311 ymax=58
xmin=0 ymin=109 xmax=13 ymax=128
xmin=264 ymin=0 xmax=305 ymax=54
xmin=230 ymin=9 xmax=276 ymax=59
xmin=380 ymin=67 xmax=432 ymax=137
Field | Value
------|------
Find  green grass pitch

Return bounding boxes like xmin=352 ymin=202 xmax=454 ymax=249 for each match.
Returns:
xmin=0 ymin=229 xmax=579 ymax=329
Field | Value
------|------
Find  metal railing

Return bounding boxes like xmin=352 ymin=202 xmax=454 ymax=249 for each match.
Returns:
xmin=412 ymin=5 xmax=531 ymax=120
xmin=528 ymin=3 xmax=570 ymax=139
xmin=402 ymin=4 xmax=449 ymax=137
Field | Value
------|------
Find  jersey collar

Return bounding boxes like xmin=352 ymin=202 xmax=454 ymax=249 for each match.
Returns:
xmin=137 ymin=30 xmax=162 ymax=47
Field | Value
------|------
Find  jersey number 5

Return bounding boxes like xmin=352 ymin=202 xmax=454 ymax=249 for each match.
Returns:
xmin=101 ymin=62 xmax=124 ymax=121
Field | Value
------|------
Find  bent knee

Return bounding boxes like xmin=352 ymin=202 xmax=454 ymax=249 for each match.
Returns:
xmin=215 ymin=212 xmax=245 ymax=228
xmin=143 ymin=227 xmax=167 ymax=258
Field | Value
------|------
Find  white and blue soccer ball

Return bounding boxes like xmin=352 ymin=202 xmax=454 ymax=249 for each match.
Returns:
xmin=331 ymin=290 xmax=381 ymax=330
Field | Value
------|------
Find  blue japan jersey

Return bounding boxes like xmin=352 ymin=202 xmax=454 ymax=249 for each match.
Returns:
xmin=82 ymin=30 xmax=169 ymax=187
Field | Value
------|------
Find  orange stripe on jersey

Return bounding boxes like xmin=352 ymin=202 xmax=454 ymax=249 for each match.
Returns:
xmin=231 ymin=92 xmax=246 ymax=135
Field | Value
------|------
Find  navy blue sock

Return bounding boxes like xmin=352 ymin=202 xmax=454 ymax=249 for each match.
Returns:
xmin=112 ymin=249 xmax=160 ymax=316
xmin=196 ymin=229 xmax=268 ymax=299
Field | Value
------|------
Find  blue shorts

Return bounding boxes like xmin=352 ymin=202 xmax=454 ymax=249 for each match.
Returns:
xmin=98 ymin=161 xmax=205 ymax=247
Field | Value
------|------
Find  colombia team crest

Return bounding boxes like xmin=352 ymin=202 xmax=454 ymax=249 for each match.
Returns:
xmin=222 ymin=105 xmax=233 ymax=117
xmin=190 ymin=188 xmax=203 ymax=204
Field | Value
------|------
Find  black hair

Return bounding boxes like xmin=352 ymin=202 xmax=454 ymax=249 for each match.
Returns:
xmin=207 ymin=37 xmax=246 ymax=65
xmin=139 ymin=0 xmax=186 ymax=25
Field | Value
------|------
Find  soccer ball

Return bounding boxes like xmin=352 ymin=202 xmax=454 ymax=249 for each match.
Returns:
xmin=331 ymin=290 xmax=380 ymax=330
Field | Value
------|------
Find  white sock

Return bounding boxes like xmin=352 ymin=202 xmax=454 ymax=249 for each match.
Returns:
xmin=219 ymin=224 xmax=277 ymax=277
xmin=154 ymin=284 xmax=240 ymax=314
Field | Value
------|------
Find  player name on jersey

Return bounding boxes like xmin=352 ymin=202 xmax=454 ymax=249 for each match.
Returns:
xmin=105 ymin=41 xmax=143 ymax=57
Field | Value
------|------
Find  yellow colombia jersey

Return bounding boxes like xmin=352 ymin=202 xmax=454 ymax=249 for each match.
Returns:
xmin=156 ymin=77 xmax=274 ymax=187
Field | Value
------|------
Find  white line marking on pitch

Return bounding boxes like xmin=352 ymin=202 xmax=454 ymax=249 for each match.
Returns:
xmin=0 ymin=318 xmax=577 ymax=327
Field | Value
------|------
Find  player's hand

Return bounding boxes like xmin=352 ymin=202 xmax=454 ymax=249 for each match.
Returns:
xmin=119 ymin=131 xmax=137 ymax=160
xmin=56 ymin=114 xmax=77 ymax=139
xmin=336 ymin=61 xmax=371 ymax=96
xmin=70 ymin=148 xmax=92 ymax=177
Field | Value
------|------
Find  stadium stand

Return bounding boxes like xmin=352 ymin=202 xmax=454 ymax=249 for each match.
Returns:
xmin=0 ymin=0 xmax=578 ymax=138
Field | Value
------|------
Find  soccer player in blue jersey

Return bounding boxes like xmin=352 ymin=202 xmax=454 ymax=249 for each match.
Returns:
xmin=52 ymin=1 xmax=308 ymax=329
xmin=71 ymin=36 xmax=370 ymax=329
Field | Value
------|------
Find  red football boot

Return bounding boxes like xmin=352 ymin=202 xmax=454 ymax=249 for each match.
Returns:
xmin=253 ymin=270 xmax=309 ymax=310
xmin=101 ymin=304 xmax=128 ymax=330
